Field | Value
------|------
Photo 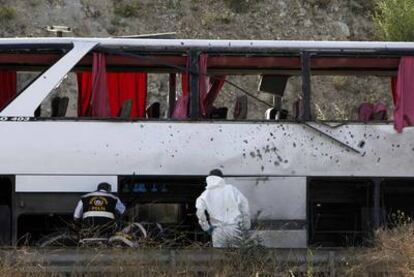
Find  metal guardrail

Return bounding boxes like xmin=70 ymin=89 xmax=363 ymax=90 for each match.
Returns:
xmin=0 ymin=248 xmax=396 ymax=276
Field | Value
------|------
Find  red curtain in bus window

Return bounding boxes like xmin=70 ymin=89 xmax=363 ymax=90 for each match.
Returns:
xmin=77 ymin=54 xmax=147 ymax=118
xmin=203 ymin=76 xmax=226 ymax=117
xmin=391 ymin=56 xmax=414 ymax=132
xmin=199 ymin=54 xmax=209 ymax=117
xmin=77 ymin=53 xmax=110 ymax=117
xmin=0 ymin=70 xmax=16 ymax=110
xmin=107 ymin=72 xmax=147 ymax=118
xmin=171 ymin=78 xmax=189 ymax=119
xmin=77 ymin=72 xmax=92 ymax=116
xmin=172 ymin=59 xmax=190 ymax=119
xmin=91 ymin=53 xmax=111 ymax=117
xmin=181 ymin=72 xmax=189 ymax=97
xmin=198 ymin=54 xmax=226 ymax=118
xmin=172 ymin=54 xmax=226 ymax=119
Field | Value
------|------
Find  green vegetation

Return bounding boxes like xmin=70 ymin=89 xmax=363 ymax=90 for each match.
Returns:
xmin=373 ymin=0 xmax=414 ymax=41
xmin=113 ymin=1 xmax=141 ymax=18
xmin=0 ymin=6 xmax=16 ymax=22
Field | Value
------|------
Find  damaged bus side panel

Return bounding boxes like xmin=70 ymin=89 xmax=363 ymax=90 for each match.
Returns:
xmin=0 ymin=121 xmax=412 ymax=177
xmin=2 ymin=120 xmax=414 ymax=246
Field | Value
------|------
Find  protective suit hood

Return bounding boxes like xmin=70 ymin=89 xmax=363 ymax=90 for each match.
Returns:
xmin=206 ymin=176 xmax=226 ymax=189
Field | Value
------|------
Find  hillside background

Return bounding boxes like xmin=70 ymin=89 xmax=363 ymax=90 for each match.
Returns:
xmin=0 ymin=0 xmax=392 ymax=119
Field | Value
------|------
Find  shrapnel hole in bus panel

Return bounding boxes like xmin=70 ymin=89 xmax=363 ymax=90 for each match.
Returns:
xmin=309 ymin=178 xmax=373 ymax=247
xmin=118 ymin=176 xmax=209 ymax=245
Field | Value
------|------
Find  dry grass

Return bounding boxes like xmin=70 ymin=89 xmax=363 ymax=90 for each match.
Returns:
xmin=4 ymin=222 xmax=414 ymax=276
xmin=347 ymin=222 xmax=414 ymax=276
xmin=0 ymin=247 xmax=338 ymax=277
xmin=0 ymin=249 xmax=51 ymax=277
xmin=0 ymin=244 xmax=319 ymax=276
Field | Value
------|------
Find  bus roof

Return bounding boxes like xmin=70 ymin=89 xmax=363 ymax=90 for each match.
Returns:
xmin=0 ymin=38 xmax=414 ymax=53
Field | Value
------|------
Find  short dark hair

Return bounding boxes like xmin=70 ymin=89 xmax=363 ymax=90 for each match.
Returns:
xmin=97 ymin=182 xmax=111 ymax=192
xmin=209 ymin=169 xmax=223 ymax=177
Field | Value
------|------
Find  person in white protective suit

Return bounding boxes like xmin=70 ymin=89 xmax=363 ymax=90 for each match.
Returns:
xmin=195 ymin=169 xmax=251 ymax=247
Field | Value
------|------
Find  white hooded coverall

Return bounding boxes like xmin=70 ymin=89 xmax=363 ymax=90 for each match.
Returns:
xmin=195 ymin=176 xmax=251 ymax=247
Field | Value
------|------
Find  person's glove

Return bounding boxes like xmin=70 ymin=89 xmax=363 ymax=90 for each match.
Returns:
xmin=206 ymin=226 xmax=216 ymax=235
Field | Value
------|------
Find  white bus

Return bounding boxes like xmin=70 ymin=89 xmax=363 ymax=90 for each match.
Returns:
xmin=0 ymin=38 xmax=413 ymax=247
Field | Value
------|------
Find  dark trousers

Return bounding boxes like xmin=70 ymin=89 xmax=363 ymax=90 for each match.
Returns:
xmin=80 ymin=217 xmax=117 ymax=239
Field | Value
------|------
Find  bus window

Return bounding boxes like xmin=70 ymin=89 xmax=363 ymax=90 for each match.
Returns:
xmin=211 ymin=75 xmax=299 ymax=121
xmin=0 ymin=71 xmax=41 ymax=115
xmin=147 ymin=73 xmax=170 ymax=119
xmin=118 ymin=176 xmax=209 ymax=245
xmin=309 ymin=178 xmax=372 ymax=247
xmin=37 ymin=72 xmax=169 ymax=120
xmin=310 ymin=75 xmax=393 ymax=122
xmin=383 ymin=179 xmax=414 ymax=226
xmin=37 ymin=72 xmax=77 ymax=118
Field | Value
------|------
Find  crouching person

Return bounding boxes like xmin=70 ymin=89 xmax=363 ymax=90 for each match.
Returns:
xmin=195 ymin=169 xmax=251 ymax=247
xmin=73 ymin=182 xmax=126 ymax=239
